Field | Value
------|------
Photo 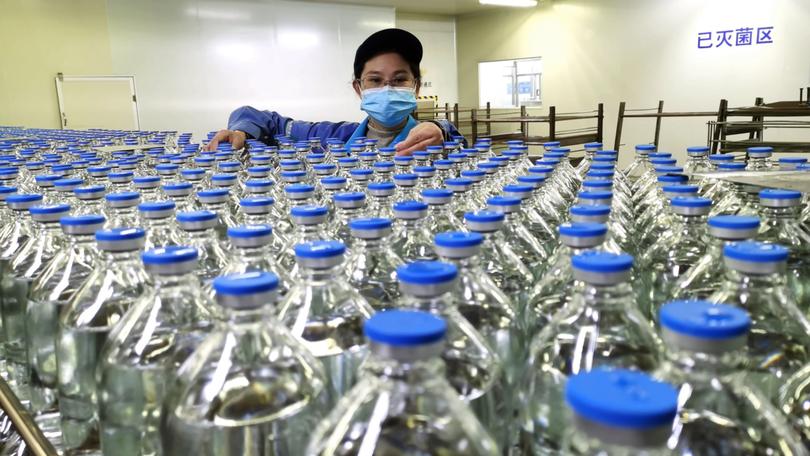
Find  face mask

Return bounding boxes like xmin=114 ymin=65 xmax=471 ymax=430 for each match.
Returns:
xmin=360 ymin=86 xmax=417 ymax=128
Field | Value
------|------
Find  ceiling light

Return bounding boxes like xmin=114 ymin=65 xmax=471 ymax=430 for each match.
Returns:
xmin=479 ymin=0 xmax=538 ymax=7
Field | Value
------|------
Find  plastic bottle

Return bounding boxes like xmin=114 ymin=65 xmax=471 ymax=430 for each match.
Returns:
xmin=344 ymin=218 xmax=403 ymax=311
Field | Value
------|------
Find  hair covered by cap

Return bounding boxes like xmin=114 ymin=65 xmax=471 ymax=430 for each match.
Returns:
xmin=354 ymin=28 xmax=423 ymax=80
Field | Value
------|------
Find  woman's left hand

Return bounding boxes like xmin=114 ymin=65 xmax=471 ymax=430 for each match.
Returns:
xmin=394 ymin=122 xmax=443 ymax=156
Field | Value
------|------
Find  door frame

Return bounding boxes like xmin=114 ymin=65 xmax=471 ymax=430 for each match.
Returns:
xmin=55 ymin=74 xmax=141 ymax=130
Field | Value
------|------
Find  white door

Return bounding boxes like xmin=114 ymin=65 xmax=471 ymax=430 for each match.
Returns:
xmin=55 ymin=75 xmax=140 ymax=130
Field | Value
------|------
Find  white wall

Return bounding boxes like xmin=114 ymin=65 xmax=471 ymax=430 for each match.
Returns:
xmin=106 ymin=0 xmax=396 ymax=139
xmin=457 ymin=0 xmax=810 ymax=165
xmin=396 ymin=13 xmax=459 ymax=105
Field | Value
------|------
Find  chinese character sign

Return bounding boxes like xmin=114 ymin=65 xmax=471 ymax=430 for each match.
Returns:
xmin=697 ymin=26 xmax=774 ymax=49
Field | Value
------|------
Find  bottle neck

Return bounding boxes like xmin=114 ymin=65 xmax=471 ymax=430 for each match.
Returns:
xmin=300 ymin=263 xmax=343 ymax=281
xmin=761 ymin=205 xmax=801 ymax=220
xmin=577 ymin=281 xmax=636 ymax=310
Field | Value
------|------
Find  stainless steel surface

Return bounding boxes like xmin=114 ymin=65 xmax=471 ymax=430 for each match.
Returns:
xmin=694 ymin=170 xmax=810 ymax=193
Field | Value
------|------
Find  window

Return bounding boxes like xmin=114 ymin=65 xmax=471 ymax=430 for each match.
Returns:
xmin=478 ymin=57 xmax=542 ymax=108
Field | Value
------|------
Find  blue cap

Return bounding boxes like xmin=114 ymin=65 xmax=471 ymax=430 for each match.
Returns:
xmin=570 ymin=204 xmax=611 ymax=216
xmin=95 ymin=227 xmax=146 ymax=242
xmin=759 ymin=188 xmax=801 ymax=200
xmin=559 ymin=222 xmax=608 ymax=237
xmin=565 ymin=368 xmax=678 ymax=428
xmin=290 ymin=205 xmax=329 ymax=217
xmin=434 ymin=231 xmax=483 ymax=248
xmin=227 ymin=224 xmax=272 ymax=238
xmin=670 ymin=196 xmax=711 ymax=208
xmin=778 ymin=157 xmax=807 ymax=164
xmin=176 ymin=210 xmax=217 ymax=223
xmin=197 ymin=188 xmax=229 ymax=198
xmin=421 ymin=188 xmax=453 ymax=199
xmin=393 ymin=200 xmax=428 ymax=212
xmin=333 ymin=191 xmax=365 ymax=202
xmin=709 ymin=154 xmax=734 ymax=162
xmin=572 ymin=251 xmax=633 ymax=273
xmin=397 ymin=261 xmax=457 ymax=285
xmin=349 ymin=217 xmax=393 ymax=230
xmin=368 ymin=182 xmax=396 ymax=191
xmin=707 ymin=215 xmax=760 ymax=230
xmin=723 ymin=241 xmax=788 ymax=263
xmin=656 ymin=174 xmax=689 ymax=183
xmin=138 ymin=201 xmax=175 ymax=212
xmin=106 ymin=191 xmax=140 ymax=202
xmin=662 ymin=184 xmax=699 ymax=194
xmin=364 ymin=310 xmax=447 ymax=346
xmin=635 ymin=144 xmax=656 ymax=151
xmin=487 ymin=195 xmax=521 ymax=207
xmin=659 ymin=300 xmax=750 ymax=340
xmin=464 ymin=210 xmax=505 ymax=223
xmin=213 ymin=271 xmax=279 ymax=296
xmin=240 ymin=196 xmax=274 ymax=207
xmin=321 ymin=176 xmax=347 ymax=185
xmin=294 ymin=240 xmax=346 ymax=258
xmin=60 ymin=214 xmax=106 ymax=226
xmin=142 ymin=246 xmax=198 ymax=265
xmin=578 ymin=190 xmax=613 ymax=201
xmin=717 ymin=162 xmax=746 ymax=171
xmin=284 ymin=184 xmax=315 ymax=194
xmin=29 ymin=203 xmax=70 ymax=215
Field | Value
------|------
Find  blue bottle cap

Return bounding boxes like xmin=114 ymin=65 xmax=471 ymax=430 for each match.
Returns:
xmin=60 ymin=214 xmax=106 ymax=227
xmin=393 ymin=200 xmax=428 ymax=212
xmin=176 ymin=210 xmax=217 ymax=223
xmin=95 ymin=227 xmax=146 ymax=242
xmin=747 ymin=146 xmax=773 ymax=153
xmin=578 ymin=190 xmax=613 ymax=201
xmin=228 ymin=224 xmax=272 ymax=238
xmin=487 ymin=195 xmax=521 ymax=207
xmin=707 ymin=215 xmax=760 ymax=230
xmin=670 ymin=196 xmax=711 ymax=208
xmin=394 ymin=173 xmax=418 ymax=182
xmin=105 ymin=191 xmax=140 ymax=202
xmin=649 ymin=158 xmax=677 ymax=166
xmin=7 ymin=194 xmax=43 ymax=206
xmin=333 ymin=191 xmax=366 ymax=202
xmin=570 ymin=204 xmax=611 ymax=217
xmin=778 ymin=157 xmax=807 ymax=164
xmin=197 ymin=188 xmax=230 ymax=198
xmin=368 ymin=182 xmax=396 ymax=191
xmin=686 ymin=146 xmax=710 ymax=153
xmin=35 ymin=174 xmax=63 ymax=184
xmin=635 ymin=144 xmax=656 ymax=151
xmin=284 ymin=184 xmax=315 ymax=194
xmin=163 ymin=182 xmax=193 ymax=191
xmin=397 ymin=261 xmax=457 ymax=285
xmin=661 ymin=184 xmax=699 ymax=195
xmin=349 ymin=217 xmax=393 ymax=231
xmin=565 ymin=368 xmax=678 ymax=428
xmin=321 ymin=176 xmax=347 ymax=185
xmin=723 ymin=241 xmax=788 ymax=263
xmin=142 ymin=245 xmax=198 ymax=265
xmin=708 ymin=154 xmax=734 ymax=162
xmin=290 ymin=205 xmax=329 ymax=218
xmin=659 ymin=300 xmax=750 ymax=340
xmin=54 ymin=178 xmax=84 ymax=187
xmin=29 ymin=203 xmax=70 ymax=215
xmin=294 ymin=240 xmax=346 ymax=258
xmin=213 ymin=271 xmax=279 ymax=296
xmin=572 ymin=251 xmax=634 ymax=273
xmin=503 ymin=184 xmax=533 ymax=194
xmin=464 ymin=210 xmax=505 ymax=223
xmin=211 ymin=173 xmax=237 ymax=183
xmin=365 ymin=310 xmax=447 ymax=346
xmin=717 ymin=162 xmax=746 ymax=171
xmin=240 ymin=196 xmax=274 ymax=207
xmin=421 ymin=188 xmax=453 ymax=199
xmin=759 ymin=188 xmax=801 ymax=200
xmin=138 ymin=201 xmax=175 ymax=212
xmin=656 ymin=174 xmax=689 ymax=183
xmin=445 ymin=178 xmax=473 ymax=188
xmin=434 ymin=231 xmax=484 ymax=248
xmin=350 ymin=169 xmax=374 ymax=177
xmin=648 ymin=152 xmax=672 ymax=159
xmin=558 ymin=222 xmax=608 ymax=238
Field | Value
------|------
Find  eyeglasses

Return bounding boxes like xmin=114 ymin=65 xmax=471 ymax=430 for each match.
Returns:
xmin=357 ymin=75 xmax=416 ymax=90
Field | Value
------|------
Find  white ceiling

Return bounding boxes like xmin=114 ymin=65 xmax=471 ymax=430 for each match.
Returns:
xmin=298 ymin=0 xmax=500 ymax=16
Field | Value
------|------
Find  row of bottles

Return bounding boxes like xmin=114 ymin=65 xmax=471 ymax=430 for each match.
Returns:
xmin=1 ymin=126 xmax=810 ymax=454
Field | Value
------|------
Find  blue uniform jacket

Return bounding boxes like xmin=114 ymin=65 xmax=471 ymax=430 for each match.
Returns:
xmin=227 ymin=105 xmax=465 ymax=147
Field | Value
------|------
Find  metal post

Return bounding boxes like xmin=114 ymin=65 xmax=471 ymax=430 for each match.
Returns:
xmin=653 ymin=100 xmax=664 ymax=148
xmin=596 ymin=103 xmax=604 ymax=143
xmin=614 ymin=101 xmax=626 ymax=152
xmin=471 ymin=108 xmax=478 ymax=142
xmin=548 ymin=105 xmax=556 ymax=141
xmin=713 ymin=99 xmax=728 ymax=154
xmin=486 ymin=102 xmax=492 ymax=137
xmin=520 ymin=105 xmax=528 ymax=142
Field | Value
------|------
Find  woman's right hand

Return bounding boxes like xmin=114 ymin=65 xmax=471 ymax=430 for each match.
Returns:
xmin=205 ymin=129 xmax=247 ymax=151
